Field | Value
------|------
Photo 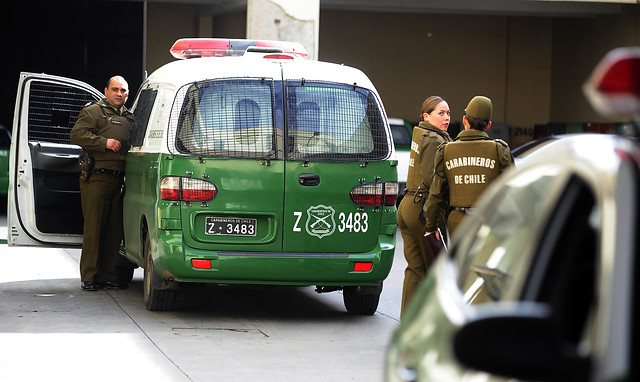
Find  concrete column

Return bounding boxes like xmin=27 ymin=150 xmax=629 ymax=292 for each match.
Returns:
xmin=247 ymin=0 xmax=319 ymax=60
xmin=198 ymin=15 xmax=213 ymax=37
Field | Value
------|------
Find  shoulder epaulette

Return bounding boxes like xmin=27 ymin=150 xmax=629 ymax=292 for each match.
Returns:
xmin=494 ymin=138 xmax=510 ymax=148
xmin=83 ymin=101 xmax=105 ymax=109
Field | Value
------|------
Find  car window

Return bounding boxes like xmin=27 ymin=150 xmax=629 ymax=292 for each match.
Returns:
xmin=27 ymin=81 xmax=99 ymax=144
xmin=455 ymin=164 xmax=563 ymax=305
xmin=129 ymin=88 xmax=157 ymax=146
xmin=285 ymin=81 xmax=389 ymax=162
xmin=390 ymin=123 xmax=411 ymax=148
xmin=528 ymin=174 xmax=598 ymax=344
xmin=172 ymin=78 xmax=277 ymax=158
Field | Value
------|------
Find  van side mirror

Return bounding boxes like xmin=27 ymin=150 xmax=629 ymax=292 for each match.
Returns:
xmin=453 ymin=304 xmax=591 ymax=381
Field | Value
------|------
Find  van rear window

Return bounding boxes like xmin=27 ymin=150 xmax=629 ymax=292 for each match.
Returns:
xmin=285 ymin=81 xmax=389 ymax=162
xmin=172 ymin=78 xmax=278 ymax=159
xmin=170 ymin=79 xmax=390 ymax=162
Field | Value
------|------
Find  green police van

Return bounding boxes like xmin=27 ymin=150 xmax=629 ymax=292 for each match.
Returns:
xmin=8 ymin=38 xmax=398 ymax=313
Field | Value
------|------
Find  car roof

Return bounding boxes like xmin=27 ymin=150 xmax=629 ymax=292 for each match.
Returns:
xmin=388 ymin=118 xmax=406 ymax=126
xmin=511 ymin=133 xmax=639 ymax=176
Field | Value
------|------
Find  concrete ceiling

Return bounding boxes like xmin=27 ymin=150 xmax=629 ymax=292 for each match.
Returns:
xmin=147 ymin=0 xmax=632 ymax=17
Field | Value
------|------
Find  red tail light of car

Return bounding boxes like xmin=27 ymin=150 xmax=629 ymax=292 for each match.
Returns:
xmin=350 ymin=182 xmax=398 ymax=206
xmin=160 ymin=176 xmax=217 ymax=201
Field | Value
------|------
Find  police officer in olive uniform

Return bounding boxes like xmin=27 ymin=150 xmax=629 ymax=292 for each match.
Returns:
xmin=424 ymin=96 xmax=513 ymax=238
xmin=398 ymin=96 xmax=452 ymax=316
xmin=70 ymin=76 xmax=133 ymax=291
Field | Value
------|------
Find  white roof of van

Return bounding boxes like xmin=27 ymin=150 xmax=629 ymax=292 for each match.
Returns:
xmin=145 ymin=54 xmax=377 ymax=92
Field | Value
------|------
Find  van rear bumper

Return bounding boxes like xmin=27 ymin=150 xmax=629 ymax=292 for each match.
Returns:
xmin=152 ymin=231 xmax=395 ymax=286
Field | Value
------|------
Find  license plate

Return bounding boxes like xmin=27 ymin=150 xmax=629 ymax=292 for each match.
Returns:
xmin=205 ymin=217 xmax=257 ymax=236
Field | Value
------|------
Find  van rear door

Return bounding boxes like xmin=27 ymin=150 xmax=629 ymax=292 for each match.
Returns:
xmin=167 ymin=76 xmax=287 ymax=253
xmin=8 ymin=73 xmax=102 ymax=246
xmin=281 ymin=80 xmax=395 ymax=253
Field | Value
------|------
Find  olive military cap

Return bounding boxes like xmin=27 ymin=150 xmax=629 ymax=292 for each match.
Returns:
xmin=465 ymin=96 xmax=493 ymax=121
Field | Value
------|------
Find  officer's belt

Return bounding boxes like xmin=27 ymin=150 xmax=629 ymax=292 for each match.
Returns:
xmin=405 ymin=188 xmax=428 ymax=204
xmin=451 ymin=206 xmax=476 ymax=214
xmin=93 ymin=168 xmax=124 ymax=177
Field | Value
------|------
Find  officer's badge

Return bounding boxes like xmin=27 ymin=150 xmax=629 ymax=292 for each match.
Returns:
xmin=305 ymin=205 xmax=336 ymax=239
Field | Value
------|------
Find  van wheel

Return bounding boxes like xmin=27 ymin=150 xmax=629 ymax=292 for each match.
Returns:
xmin=143 ymin=235 xmax=176 ymax=311
xmin=343 ymin=286 xmax=380 ymax=315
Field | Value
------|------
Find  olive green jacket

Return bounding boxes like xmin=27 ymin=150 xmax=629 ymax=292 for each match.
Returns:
xmin=70 ymin=98 xmax=133 ymax=171
xmin=423 ymin=129 xmax=514 ymax=232
xmin=405 ymin=121 xmax=452 ymax=195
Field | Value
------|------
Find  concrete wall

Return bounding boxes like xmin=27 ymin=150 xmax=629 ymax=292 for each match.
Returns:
xmin=147 ymin=4 xmax=247 ymax=74
xmin=318 ymin=10 xmax=557 ymax=145
xmin=247 ymin=0 xmax=319 ymax=60
xmin=551 ymin=8 xmax=640 ymax=124
xmin=145 ymin=3 xmax=640 ymax=147
xmin=147 ymin=3 xmax=197 ymax=74
xmin=505 ymin=18 xmax=552 ymax=146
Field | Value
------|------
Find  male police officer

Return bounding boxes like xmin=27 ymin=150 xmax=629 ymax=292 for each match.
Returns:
xmin=423 ymin=96 xmax=513 ymax=238
xmin=70 ymin=75 xmax=133 ymax=291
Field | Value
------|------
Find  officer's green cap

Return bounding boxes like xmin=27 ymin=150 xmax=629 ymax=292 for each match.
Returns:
xmin=465 ymin=96 xmax=493 ymax=121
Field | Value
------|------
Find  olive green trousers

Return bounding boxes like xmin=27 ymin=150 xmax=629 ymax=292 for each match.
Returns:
xmin=79 ymin=173 xmax=124 ymax=282
xmin=398 ymin=195 xmax=444 ymax=317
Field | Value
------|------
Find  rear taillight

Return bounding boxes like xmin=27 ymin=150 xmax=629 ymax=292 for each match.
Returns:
xmin=350 ymin=182 xmax=398 ymax=206
xmin=160 ymin=176 xmax=217 ymax=201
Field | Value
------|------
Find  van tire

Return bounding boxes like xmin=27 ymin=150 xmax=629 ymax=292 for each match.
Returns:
xmin=343 ymin=286 xmax=380 ymax=315
xmin=143 ymin=235 xmax=176 ymax=311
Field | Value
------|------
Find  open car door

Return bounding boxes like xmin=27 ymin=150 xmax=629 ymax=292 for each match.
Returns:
xmin=8 ymin=72 xmax=102 ymax=246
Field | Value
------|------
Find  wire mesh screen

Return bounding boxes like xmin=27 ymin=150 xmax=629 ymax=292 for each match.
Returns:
xmin=28 ymin=81 xmax=100 ymax=144
xmin=285 ymin=82 xmax=390 ymax=162
xmin=170 ymin=79 xmax=278 ymax=159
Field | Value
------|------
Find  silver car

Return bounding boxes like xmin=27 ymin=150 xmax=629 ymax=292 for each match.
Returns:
xmin=385 ymin=47 xmax=640 ymax=382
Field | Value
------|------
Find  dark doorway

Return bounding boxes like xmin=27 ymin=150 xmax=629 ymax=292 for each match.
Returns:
xmin=0 ymin=0 xmax=144 ymax=130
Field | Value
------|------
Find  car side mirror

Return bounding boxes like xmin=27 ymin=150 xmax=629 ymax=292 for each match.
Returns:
xmin=584 ymin=47 xmax=640 ymax=123
xmin=453 ymin=303 xmax=591 ymax=381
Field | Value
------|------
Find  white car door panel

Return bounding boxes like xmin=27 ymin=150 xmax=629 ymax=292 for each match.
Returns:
xmin=9 ymin=73 xmax=102 ymax=246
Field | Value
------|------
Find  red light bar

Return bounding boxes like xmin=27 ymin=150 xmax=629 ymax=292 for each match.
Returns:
xmin=170 ymin=38 xmax=308 ymax=60
xmin=584 ymin=47 xmax=640 ymax=120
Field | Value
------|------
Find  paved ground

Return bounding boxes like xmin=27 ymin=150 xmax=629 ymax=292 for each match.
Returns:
xmin=0 ymin=198 xmax=407 ymax=382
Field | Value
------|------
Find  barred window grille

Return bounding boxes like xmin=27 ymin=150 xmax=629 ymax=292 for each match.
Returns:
xmin=169 ymin=79 xmax=391 ymax=162
xmin=285 ymin=82 xmax=390 ymax=162
xmin=171 ymin=79 xmax=278 ymax=159
xmin=28 ymin=81 xmax=99 ymax=144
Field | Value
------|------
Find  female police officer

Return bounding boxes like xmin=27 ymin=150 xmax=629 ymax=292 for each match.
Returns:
xmin=398 ymin=96 xmax=452 ymax=316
